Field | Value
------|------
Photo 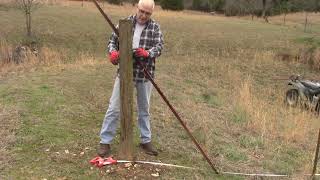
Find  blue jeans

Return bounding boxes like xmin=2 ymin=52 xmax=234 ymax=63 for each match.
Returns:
xmin=100 ymin=77 xmax=153 ymax=144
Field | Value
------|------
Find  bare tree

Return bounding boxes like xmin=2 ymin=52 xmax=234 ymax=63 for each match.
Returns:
xmin=243 ymin=0 xmax=257 ymax=20
xmin=225 ymin=0 xmax=256 ymax=16
xmin=15 ymin=0 xmax=40 ymax=38
xmin=277 ymin=0 xmax=291 ymax=25
xmin=301 ymin=0 xmax=316 ymax=32
xmin=262 ymin=0 xmax=270 ymax=22
xmin=282 ymin=1 xmax=288 ymax=25
xmin=304 ymin=11 xmax=308 ymax=32
xmin=262 ymin=0 xmax=266 ymax=16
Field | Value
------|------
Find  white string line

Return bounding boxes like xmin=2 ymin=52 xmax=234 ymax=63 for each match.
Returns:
xmin=221 ymin=171 xmax=289 ymax=177
xmin=116 ymin=160 xmax=199 ymax=169
xmin=222 ymin=172 xmax=320 ymax=177
xmin=106 ymin=159 xmax=320 ymax=177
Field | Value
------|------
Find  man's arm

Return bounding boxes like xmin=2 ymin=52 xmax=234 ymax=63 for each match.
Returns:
xmin=148 ymin=24 xmax=164 ymax=59
xmin=107 ymin=25 xmax=119 ymax=54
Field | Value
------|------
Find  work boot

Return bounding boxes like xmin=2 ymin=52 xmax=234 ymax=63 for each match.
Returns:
xmin=97 ymin=144 xmax=111 ymax=158
xmin=140 ymin=142 xmax=158 ymax=156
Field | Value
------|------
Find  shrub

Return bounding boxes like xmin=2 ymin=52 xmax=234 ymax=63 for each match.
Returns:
xmin=160 ymin=0 xmax=184 ymax=10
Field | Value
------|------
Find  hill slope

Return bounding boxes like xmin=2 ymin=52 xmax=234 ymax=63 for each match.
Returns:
xmin=1 ymin=1 xmax=320 ymax=179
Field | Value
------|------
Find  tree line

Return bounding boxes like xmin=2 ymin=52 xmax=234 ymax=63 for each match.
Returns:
xmin=11 ymin=0 xmax=320 ymax=42
xmin=102 ymin=0 xmax=320 ymax=16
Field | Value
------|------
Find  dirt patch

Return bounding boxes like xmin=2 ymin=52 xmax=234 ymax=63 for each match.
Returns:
xmin=0 ymin=105 xmax=20 ymax=175
xmin=92 ymin=162 xmax=166 ymax=179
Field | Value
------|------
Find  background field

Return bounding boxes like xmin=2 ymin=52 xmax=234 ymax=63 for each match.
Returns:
xmin=1 ymin=1 xmax=320 ymax=179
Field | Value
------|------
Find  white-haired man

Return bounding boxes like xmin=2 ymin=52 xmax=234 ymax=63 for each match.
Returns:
xmin=98 ymin=0 xmax=164 ymax=157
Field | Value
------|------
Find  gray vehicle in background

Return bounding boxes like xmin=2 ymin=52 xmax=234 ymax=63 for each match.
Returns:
xmin=285 ymin=75 xmax=320 ymax=114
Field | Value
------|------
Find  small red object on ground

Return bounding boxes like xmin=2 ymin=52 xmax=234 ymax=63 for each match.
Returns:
xmin=90 ymin=156 xmax=117 ymax=168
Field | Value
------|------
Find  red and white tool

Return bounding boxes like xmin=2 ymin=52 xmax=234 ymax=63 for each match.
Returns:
xmin=89 ymin=156 xmax=197 ymax=169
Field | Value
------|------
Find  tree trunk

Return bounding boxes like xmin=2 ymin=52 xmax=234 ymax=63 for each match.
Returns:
xmin=304 ymin=11 xmax=308 ymax=32
xmin=283 ymin=13 xmax=286 ymax=25
xmin=26 ymin=11 xmax=32 ymax=37
xmin=25 ymin=12 xmax=29 ymax=36
xmin=264 ymin=15 xmax=269 ymax=23
xmin=262 ymin=0 xmax=266 ymax=18
xmin=261 ymin=0 xmax=269 ymax=23
xmin=29 ymin=14 xmax=31 ymax=37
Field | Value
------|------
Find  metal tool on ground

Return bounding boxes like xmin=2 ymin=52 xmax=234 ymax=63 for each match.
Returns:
xmin=90 ymin=156 xmax=198 ymax=169
xmin=92 ymin=0 xmax=219 ymax=174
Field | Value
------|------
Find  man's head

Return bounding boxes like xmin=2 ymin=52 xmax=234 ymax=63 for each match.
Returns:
xmin=136 ymin=0 xmax=154 ymax=25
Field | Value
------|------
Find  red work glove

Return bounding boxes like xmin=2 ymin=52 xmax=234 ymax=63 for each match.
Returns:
xmin=109 ymin=51 xmax=119 ymax=65
xmin=135 ymin=48 xmax=149 ymax=58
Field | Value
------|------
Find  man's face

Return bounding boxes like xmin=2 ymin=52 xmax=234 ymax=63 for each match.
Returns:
xmin=136 ymin=4 xmax=153 ymax=25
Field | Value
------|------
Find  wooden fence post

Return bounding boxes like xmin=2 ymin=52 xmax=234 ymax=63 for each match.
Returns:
xmin=119 ymin=19 xmax=134 ymax=159
xmin=311 ymin=129 xmax=320 ymax=179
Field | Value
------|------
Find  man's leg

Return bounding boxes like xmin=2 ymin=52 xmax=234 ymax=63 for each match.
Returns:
xmin=98 ymin=77 xmax=120 ymax=157
xmin=136 ymin=80 xmax=158 ymax=156
xmin=136 ymin=81 xmax=152 ymax=143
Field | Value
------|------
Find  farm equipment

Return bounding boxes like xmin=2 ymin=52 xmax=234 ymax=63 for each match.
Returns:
xmin=285 ymin=75 xmax=320 ymax=113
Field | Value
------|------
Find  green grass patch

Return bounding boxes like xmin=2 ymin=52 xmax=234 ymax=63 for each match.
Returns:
xmin=231 ymin=105 xmax=249 ymax=123
xmin=221 ymin=145 xmax=248 ymax=162
xmin=0 ymin=70 xmax=108 ymax=178
xmin=263 ymin=147 xmax=305 ymax=174
xmin=192 ymin=127 xmax=207 ymax=145
xmin=0 ymin=88 xmax=17 ymax=104
xmin=295 ymin=36 xmax=320 ymax=48
xmin=200 ymin=92 xmax=223 ymax=107
xmin=239 ymin=135 xmax=264 ymax=149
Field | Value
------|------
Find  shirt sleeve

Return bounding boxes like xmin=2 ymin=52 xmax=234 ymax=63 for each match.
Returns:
xmin=107 ymin=25 xmax=119 ymax=54
xmin=148 ymin=24 xmax=164 ymax=59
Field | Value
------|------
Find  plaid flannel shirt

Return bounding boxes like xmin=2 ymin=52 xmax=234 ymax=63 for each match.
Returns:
xmin=107 ymin=15 xmax=164 ymax=82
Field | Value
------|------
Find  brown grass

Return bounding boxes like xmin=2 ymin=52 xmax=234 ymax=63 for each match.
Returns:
xmin=237 ymin=77 xmax=317 ymax=144
xmin=0 ymin=0 xmax=14 ymax=3
xmin=276 ymin=47 xmax=320 ymax=71
xmin=229 ymin=49 xmax=319 ymax=157
xmin=0 ymin=40 xmax=100 ymax=77
xmin=0 ymin=105 xmax=20 ymax=174
xmin=307 ymin=48 xmax=320 ymax=70
xmin=155 ymin=36 xmax=319 ymax=172
xmin=269 ymin=12 xmax=320 ymax=29
xmin=241 ymin=12 xmax=320 ymax=32
xmin=0 ymin=40 xmax=13 ymax=64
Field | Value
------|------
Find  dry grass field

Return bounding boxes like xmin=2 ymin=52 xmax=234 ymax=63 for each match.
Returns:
xmin=1 ymin=0 xmax=320 ymax=179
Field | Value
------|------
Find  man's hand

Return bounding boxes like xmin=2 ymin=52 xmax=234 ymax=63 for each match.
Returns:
xmin=135 ymin=48 xmax=149 ymax=58
xmin=109 ymin=51 xmax=119 ymax=65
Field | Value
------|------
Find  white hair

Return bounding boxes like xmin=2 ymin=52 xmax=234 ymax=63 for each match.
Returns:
xmin=138 ymin=0 xmax=155 ymax=10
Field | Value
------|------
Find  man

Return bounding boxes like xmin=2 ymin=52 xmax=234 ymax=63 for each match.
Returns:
xmin=98 ymin=0 xmax=164 ymax=157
